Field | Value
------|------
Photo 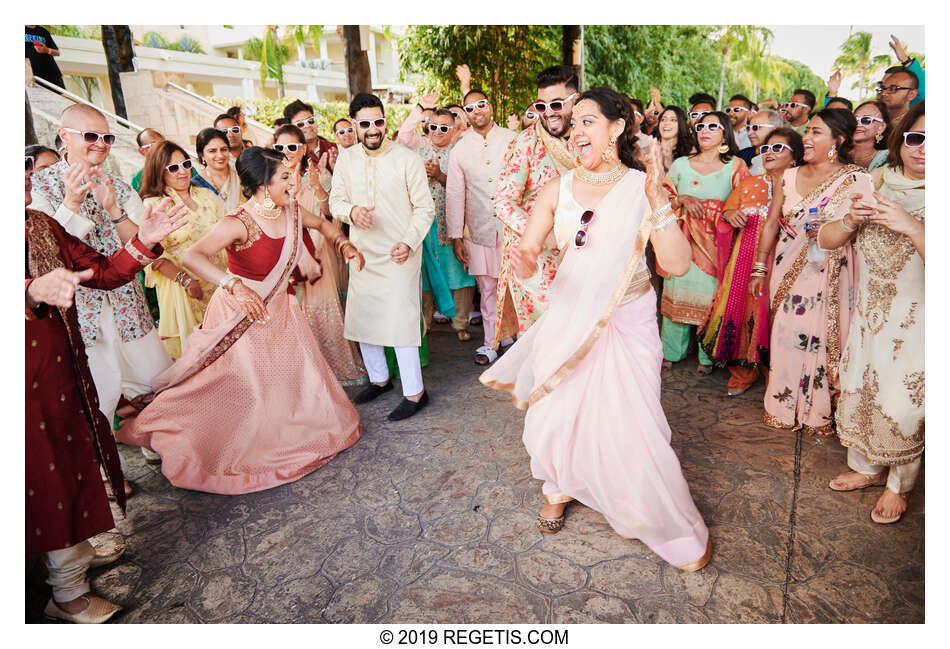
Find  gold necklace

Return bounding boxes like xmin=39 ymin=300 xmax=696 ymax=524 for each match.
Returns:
xmin=576 ymin=164 xmax=625 ymax=185
xmin=252 ymin=192 xmax=282 ymax=220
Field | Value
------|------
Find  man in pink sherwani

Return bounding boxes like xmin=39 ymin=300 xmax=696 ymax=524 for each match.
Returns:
xmin=446 ymin=88 xmax=516 ymax=365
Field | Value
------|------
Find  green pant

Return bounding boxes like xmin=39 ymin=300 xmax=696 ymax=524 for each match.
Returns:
xmin=660 ymin=317 xmax=712 ymax=365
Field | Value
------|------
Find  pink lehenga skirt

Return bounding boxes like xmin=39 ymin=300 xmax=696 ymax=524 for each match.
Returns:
xmin=517 ymin=290 xmax=709 ymax=566
xmin=118 ymin=288 xmax=362 ymax=495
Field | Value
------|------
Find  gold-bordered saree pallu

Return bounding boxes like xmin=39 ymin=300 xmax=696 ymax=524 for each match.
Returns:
xmin=479 ymin=170 xmax=654 ymax=410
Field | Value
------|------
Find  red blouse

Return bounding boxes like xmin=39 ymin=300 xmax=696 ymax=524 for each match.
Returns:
xmin=225 ymin=208 xmax=285 ymax=281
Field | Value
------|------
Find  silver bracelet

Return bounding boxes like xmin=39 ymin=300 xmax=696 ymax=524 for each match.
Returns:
xmin=218 ymin=273 xmax=237 ymax=288
xmin=652 ymin=214 xmax=678 ymax=232
xmin=839 ymin=218 xmax=857 ymax=233
xmin=651 ymin=202 xmax=673 ymax=221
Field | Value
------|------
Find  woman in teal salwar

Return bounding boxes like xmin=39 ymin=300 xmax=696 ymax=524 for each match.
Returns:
xmin=658 ymin=111 xmax=749 ymax=374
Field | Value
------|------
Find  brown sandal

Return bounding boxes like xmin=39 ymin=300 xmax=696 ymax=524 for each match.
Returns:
xmin=456 ymin=329 xmax=472 ymax=342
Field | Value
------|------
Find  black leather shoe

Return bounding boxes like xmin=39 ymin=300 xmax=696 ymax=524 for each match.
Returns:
xmin=387 ymin=391 xmax=430 ymax=421
xmin=353 ymin=380 xmax=394 ymax=404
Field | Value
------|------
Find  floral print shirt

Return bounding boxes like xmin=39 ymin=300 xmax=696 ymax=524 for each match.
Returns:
xmin=30 ymin=159 xmax=154 ymax=346
xmin=416 ymin=141 xmax=453 ymax=246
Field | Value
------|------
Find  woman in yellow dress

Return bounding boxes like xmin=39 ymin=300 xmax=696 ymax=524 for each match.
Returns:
xmin=139 ymin=141 xmax=228 ymax=358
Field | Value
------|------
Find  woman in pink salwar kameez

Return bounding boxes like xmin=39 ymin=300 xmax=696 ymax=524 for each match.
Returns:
xmin=481 ymin=88 xmax=711 ymax=571
xmin=118 ymin=148 xmax=366 ymax=494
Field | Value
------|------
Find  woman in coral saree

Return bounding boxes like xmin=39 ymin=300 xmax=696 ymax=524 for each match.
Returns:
xmin=118 ymin=148 xmax=366 ymax=494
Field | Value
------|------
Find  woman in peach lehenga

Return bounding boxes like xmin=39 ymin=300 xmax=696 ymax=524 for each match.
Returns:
xmin=481 ymin=88 xmax=710 ymax=571
xmin=275 ymin=124 xmax=367 ymax=385
xmin=118 ymin=148 xmax=366 ymax=494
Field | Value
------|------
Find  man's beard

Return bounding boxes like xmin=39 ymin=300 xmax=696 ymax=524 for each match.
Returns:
xmin=540 ymin=114 xmax=570 ymax=138
xmin=362 ymin=132 xmax=384 ymax=150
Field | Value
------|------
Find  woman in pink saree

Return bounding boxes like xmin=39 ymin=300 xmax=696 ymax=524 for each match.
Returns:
xmin=481 ymin=88 xmax=710 ymax=571
xmin=749 ymin=109 xmax=874 ymax=436
xmin=118 ymin=148 xmax=366 ymax=494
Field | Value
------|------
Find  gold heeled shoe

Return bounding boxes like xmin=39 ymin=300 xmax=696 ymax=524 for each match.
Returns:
xmin=675 ymin=536 xmax=713 ymax=572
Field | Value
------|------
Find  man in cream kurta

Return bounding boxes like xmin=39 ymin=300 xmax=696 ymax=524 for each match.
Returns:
xmin=330 ymin=93 xmax=435 ymax=420
xmin=446 ymin=89 xmax=516 ymax=365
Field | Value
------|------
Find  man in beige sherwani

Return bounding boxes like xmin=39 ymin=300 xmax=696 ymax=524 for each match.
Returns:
xmin=330 ymin=93 xmax=435 ymax=420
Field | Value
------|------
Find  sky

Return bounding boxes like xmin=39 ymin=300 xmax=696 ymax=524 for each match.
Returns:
xmin=766 ymin=25 xmax=925 ymax=99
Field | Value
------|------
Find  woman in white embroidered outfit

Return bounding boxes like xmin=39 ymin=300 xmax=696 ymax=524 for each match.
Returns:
xmin=118 ymin=147 xmax=366 ymax=494
xmin=821 ymin=102 xmax=925 ymax=524
xmin=480 ymin=87 xmax=711 ymax=571
xmin=139 ymin=140 xmax=227 ymax=359
xmin=275 ymin=124 xmax=367 ymax=385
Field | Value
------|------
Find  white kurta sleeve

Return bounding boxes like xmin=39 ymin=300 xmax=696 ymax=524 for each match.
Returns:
xmin=329 ymin=157 xmax=356 ymax=226
xmin=401 ymin=153 xmax=435 ymax=252
xmin=123 ymin=189 xmax=145 ymax=225
xmin=30 ymin=190 xmax=95 ymax=239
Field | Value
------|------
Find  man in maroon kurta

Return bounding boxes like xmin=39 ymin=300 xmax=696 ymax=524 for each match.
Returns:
xmin=26 ymin=164 xmax=185 ymax=623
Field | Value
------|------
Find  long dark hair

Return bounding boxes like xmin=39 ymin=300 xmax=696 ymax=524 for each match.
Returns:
xmin=855 ymin=100 xmax=891 ymax=151
xmin=886 ymin=100 xmax=925 ymax=172
xmin=693 ymin=111 xmax=740 ymax=163
xmin=575 ymin=86 xmax=644 ymax=172
xmin=655 ymin=106 xmax=695 ymax=160
xmin=140 ymin=140 xmax=190 ymax=199
xmin=273 ymin=123 xmax=308 ymax=175
xmin=236 ymin=147 xmax=286 ymax=199
xmin=812 ymin=108 xmax=856 ymax=165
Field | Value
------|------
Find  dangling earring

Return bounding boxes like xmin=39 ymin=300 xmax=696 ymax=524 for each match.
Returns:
xmin=828 ymin=145 xmax=837 ymax=161
xmin=875 ymin=132 xmax=884 ymax=143
xmin=717 ymin=143 xmax=729 ymax=154
xmin=602 ymin=135 xmax=618 ymax=163
xmin=253 ymin=187 xmax=282 ymax=220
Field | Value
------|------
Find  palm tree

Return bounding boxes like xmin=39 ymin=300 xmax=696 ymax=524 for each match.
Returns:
xmin=728 ymin=30 xmax=793 ymax=103
xmin=833 ymin=31 xmax=891 ymax=100
xmin=714 ymin=26 xmax=773 ymax=109
xmin=242 ymin=26 xmax=290 ymax=98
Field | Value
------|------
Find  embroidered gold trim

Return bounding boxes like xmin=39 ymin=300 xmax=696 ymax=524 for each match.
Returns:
xmin=229 ymin=208 xmax=263 ymax=252
xmin=770 ymin=245 xmax=809 ymax=315
xmin=123 ymin=238 xmax=152 ymax=266
xmin=478 ymin=375 xmax=528 ymax=410
xmin=824 ymin=248 xmax=844 ymax=386
xmin=762 ymin=411 xmax=798 ymax=430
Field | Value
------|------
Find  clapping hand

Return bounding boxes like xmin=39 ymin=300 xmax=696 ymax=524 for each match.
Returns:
xmin=27 ymin=267 xmax=94 ymax=309
xmin=62 ymin=162 xmax=93 ymax=212
xmin=87 ymin=166 xmax=118 ymax=213
xmin=644 ymin=140 xmax=666 ymax=211
xmin=137 ymin=197 xmax=189 ymax=248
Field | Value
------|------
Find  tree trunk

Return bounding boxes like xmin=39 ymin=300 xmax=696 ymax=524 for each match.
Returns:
xmin=718 ymin=47 xmax=727 ymax=110
xmin=342 ymin=25 xmax=373 ymax=99
xmin=100 ymin=25 xmax=135 ymax=119
xmin=26 ymin=90 xmax=37 ymax=146
xmin=561 ymin=25 xmax=583 ymax=91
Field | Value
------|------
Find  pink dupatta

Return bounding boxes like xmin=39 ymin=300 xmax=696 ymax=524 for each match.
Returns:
xmin=149 ymin=203 xmax=302 ymax=394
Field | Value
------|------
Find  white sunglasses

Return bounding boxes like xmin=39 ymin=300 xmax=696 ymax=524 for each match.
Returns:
xmin=274 ymin=143 xmax=303 ymax=153
xmin=695 ymin=122 xmax=725 ymax=132
xmin=463 ymin=98 xmax=490 ymax=113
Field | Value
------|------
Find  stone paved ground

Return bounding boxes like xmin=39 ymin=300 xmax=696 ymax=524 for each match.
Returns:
xmin=27 ymin=325 xmax=924 ymax=623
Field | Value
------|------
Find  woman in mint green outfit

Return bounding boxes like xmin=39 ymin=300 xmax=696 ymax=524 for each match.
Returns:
xmin=658 ymin=112 xmax=749 ymax=374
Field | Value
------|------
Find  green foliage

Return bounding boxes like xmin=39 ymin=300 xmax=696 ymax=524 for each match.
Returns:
xmin=586 ymin=25 xmax=733 ymax=108
xmin=45 ymin=25 xmax=101 ymax=40
xmin=398 ymin=25 xmax=827 ymax=116
xmin=141 ymin=31 xmax=205 ymax=54
xmin=772 ymin=57 xmax=827 ymax=104
xmin=207 ymin=96 xmax=411 ymax=139
xmin=397 ymin=25 xmax=561 ymax=122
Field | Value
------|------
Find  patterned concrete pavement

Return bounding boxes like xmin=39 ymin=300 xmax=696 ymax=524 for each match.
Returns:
xmin=27 ymin=325 xmax=924 ymax=623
